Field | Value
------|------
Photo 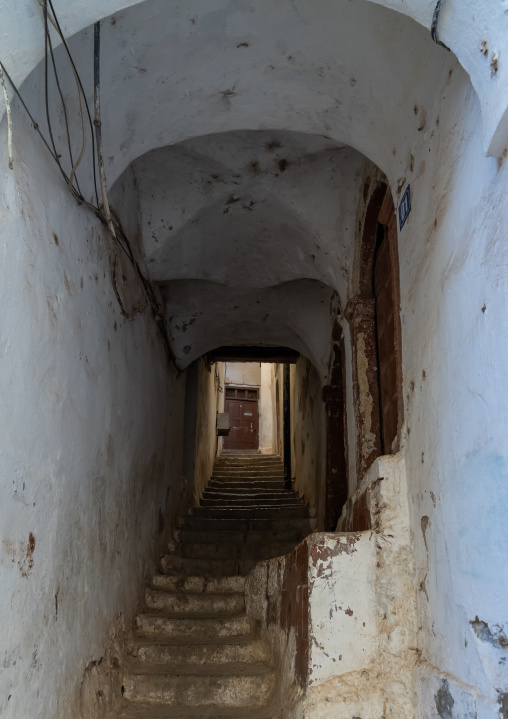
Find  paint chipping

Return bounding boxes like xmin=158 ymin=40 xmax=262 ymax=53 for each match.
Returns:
xmin=498 ymin=691 xmax=508 ymax=719
xmin=470 ymin=617 xmax=508 ymax=649
xmin=19 ymin=533 xmax=36 ymax=578
xmin=434 ymin=679 xmax=454 ymax=719
xmin=421 ymin=516 xmax=430 ymax=551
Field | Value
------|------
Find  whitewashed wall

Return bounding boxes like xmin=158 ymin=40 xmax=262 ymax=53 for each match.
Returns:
xmin=1 ymin=0 xmax=508 ymax=717
xmin=224 ymin=362 xmax=260 ymax=387
xmin=0 ymin=107 xmax=185 ymax=719
xmin=392 ymin=61 xmax=508 ymax=717
xmin=259 ymin=363 xmax=277 ymax=454
xmin=291 ymin=358 xmax=326 ymax=527
xmin=192 ymin=360 xmax=223 ymax=501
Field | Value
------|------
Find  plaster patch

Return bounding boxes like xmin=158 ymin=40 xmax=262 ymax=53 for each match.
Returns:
xmin=435 ymin=678 xmax=454 ymax=718
xmin=357 ymin=333 xmax=376 ymax=458
xmin=470 ymin=617 xmax=508 ymax=650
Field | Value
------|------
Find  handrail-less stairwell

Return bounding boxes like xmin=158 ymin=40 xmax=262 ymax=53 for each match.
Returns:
xmin=111 ymin=455 xmax=313 ymax=718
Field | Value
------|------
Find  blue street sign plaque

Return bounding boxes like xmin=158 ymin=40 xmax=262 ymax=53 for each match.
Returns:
xmin=398 ymin=185 xmax=411 ymax=230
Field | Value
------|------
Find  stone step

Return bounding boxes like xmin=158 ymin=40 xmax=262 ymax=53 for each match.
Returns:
xmin=210 ymin=480 xmax=284 ymax=487
xmin=174 ymin=541 xmax=297 ymax=562
xmin=214 ymin=456 xmax=284 ymax=468
xmin=212 ymin=470 xmax=284 ymax=477
xmin=175 ymin=528 xmax=307 ymax=545
xmin=212 ymin=465 xmax=283 ymax=471
xmin=174 ymin=543 xmax=238 ymax=560
xmin=192 ymin=506 xmax=309 ymax=519
xmin=182 ymin=516 xmax=312 ymax=533
xmin=200 ymin=496 xmax=301 ymax=507
xmin=160 ymin=554 xmax=257 ymax=577
xmin=103 ymin=450 xmax=312 ymax=717
xmin=210 ymin=476 xmax=284 ymax=483
xmin=122 ymin=669 xmax=276 ymax=707
xmin=203 ymin=489 xmax=298 ymax=499
xmin=151 ymin=574 xmax=245 ymax=594
xmin=145 ymin=589 xmax=245 ymax=615
xmin=208 ymin=480 xmax=286 ymax=490
xmin=216 ymin=455 xmax=281 ymax=462
xmin=214 ymin=457 xmax=284 ymax=469
xmin=134 ymin=613 xmax=252 ymax=641
xmin=214 ymin=462 xmax=282 ymax=469
xmin=113 ymin=704 xmax=275 ymax=718
xmin=128 ymin=638 xmax=270 ymax=666
xmin=213 ymin=468 xmax=283 ymax=474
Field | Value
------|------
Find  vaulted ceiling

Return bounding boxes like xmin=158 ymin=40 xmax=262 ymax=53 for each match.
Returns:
xmin=132 ymin=131 xmax=365 ymax=372
xmin=13 ymin=0 xmax=459 ymax=378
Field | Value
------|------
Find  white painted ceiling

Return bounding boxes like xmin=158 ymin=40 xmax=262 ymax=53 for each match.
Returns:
xmin=132 ymin=131 xmax=365 ymax=374
xmin=13 ymin=0 xmax=459 ymax=378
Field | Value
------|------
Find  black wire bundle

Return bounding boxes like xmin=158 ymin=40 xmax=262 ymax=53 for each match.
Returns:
xmin=1 ymin=0 xmax=177 ymax=368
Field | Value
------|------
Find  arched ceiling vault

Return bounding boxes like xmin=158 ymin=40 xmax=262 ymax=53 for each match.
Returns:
xmin=4 ymin=0 xmax=508 ymax=157
xmin=7 ymin=0 xmax=506 ymax=378
xmin=131 ymin=130 xmax=359 ymax=377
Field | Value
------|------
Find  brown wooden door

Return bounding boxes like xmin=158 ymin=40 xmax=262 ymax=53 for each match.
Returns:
xmin=373 ymin=225 xmax=398 ymax=454
xmin=224 ymin=388 xmax=259 ymax=450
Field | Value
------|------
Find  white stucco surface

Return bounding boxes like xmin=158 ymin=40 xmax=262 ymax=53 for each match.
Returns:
xmin=1 ymin=1 xmax=508 ymax=717
xmin=2 ymin=0 xmax=508 ymax=156
xmin=0 ymin=111 xmax=186 ymax=719
xmin=259 ymin=363 xmax=277 ymax=454
xmin=395 ymin=65 xmax=508 ymax=715
xmin=246 ymin=454 xmax=418 ymax=718
xmin=224 ymin=362 xmax=260 ymax=387
xmin=291 ymin=358 xmax=326 ymax=526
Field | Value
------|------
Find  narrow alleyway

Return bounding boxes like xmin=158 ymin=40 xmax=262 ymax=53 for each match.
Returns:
xmin=115 ymin=455 xmax=312 ymax=716
xmin=2 ymin=1 xmax=508 ymax=717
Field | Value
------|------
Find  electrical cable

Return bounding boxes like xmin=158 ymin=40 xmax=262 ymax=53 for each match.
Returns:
xmin=0 ymin=61 xmax=59 ymax=164
xmin=0 ymin=64 xmax=13 ymax=169
xmin=431 ymin=0 xmax=450 ymax=50
xmin=46 ymin=0 xmax=99 ymax=206
xmin=0 ymin=1 xmax=180 ymax=371
xmin=47 ymin=25 xmax=85 ymax=195
xmin=43 ymin=2 xmax=71 ymax=190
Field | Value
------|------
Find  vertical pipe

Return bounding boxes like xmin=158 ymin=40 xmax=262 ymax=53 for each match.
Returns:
xmin=283 ymin=363 xmax=291 ymax=490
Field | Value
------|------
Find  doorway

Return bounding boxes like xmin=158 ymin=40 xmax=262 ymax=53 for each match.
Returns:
xmin=223 ymin=387 xmax=260 ymax=450
xmin=373 ymin=221 xmax=399 ymax=454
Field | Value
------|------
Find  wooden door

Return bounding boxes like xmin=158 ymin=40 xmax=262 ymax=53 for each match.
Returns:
xmin=373 ymin=224 xmax=398 ymax=454
xmin=223 ymin=387 xmax=259 ymax=450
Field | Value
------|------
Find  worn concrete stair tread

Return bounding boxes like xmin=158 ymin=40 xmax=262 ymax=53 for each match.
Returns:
xmin=106 ymin=455 xmax=311 ymax=718
xmin=182 ymin=517 xmax=312 ymax=532
xmin=213 ymin=467 xmax=283 ymax=471
xmin=151 ymin=574 xmax=245 ymax=594
xmin=213 ymin=472 xmax=283 ymax=476
xmin=134 ymin=612 xmax=252 ymax=640
xmin=122 ymin=670 xmax=276 ymax=706
xmin=161 ymin=547 xmax=297 ymax=576
xmin=128 ymin=637 xmax=270 ymax=665
xmin=191 ymin=506 xmax=309 ymax=519
xmin=208 ymin=482 xmax=285 ymax=490
xmin=124 ymin=660 xmax=273 ymax=677
xmin=203 ymin=489 xmax=297 ymax=497
xmin=112 ymin=703 xmax=277 ymax=718
xmin=128 ymin=632 xmax=264 ymax=650
xmin=145 ymin=589 xmax=245 ymax=614
xmin=176 ymin=528 xmax=306 ymax=544
xmin=171 ymin=541 xmax=299 ymax=560
xmin=206 ymin=483 xmax=290 ymax=489
xmin=199 ymin=494 xmax=302 ymax=508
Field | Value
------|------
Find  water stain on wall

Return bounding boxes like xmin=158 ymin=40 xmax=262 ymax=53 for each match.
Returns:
xmin=434 ymin=678 xmax=454 ymax=719
xmin=18 ymin=533 xmax=36 ymax=578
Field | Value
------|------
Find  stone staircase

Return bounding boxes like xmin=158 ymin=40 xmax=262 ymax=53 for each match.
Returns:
xmin=113 ymin=454 xmax=312 ymax=718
